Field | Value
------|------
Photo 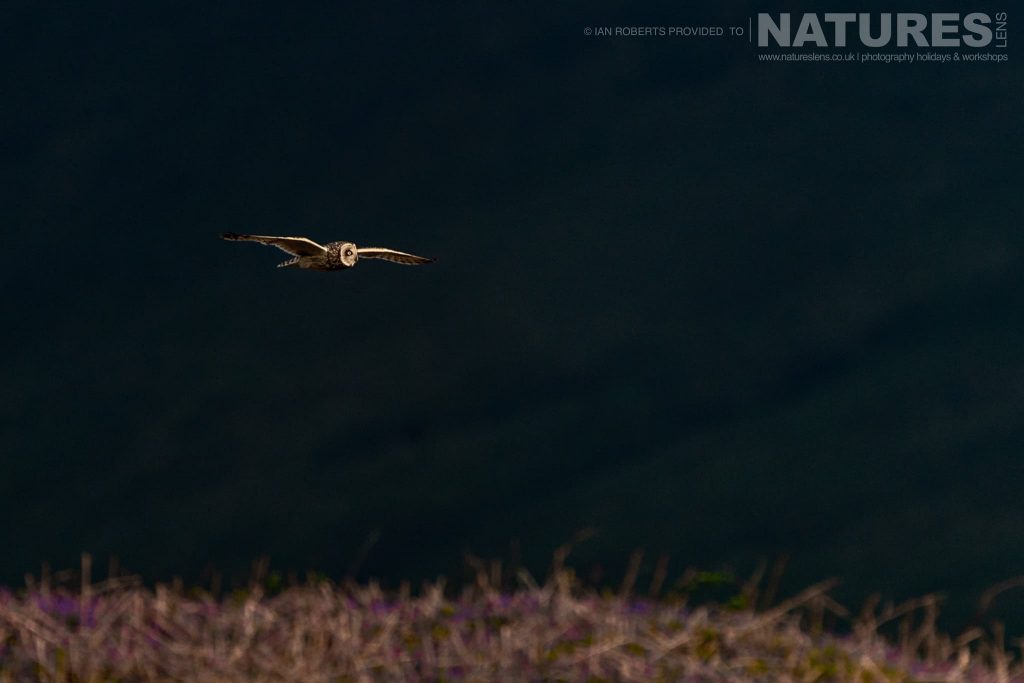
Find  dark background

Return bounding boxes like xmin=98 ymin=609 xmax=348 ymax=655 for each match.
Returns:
xmin=3 ymin=3 xmax=1022 ymax=632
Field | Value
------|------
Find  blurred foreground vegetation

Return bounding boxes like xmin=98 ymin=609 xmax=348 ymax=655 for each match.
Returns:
xmin=1 ymin=555 xmax=1021 ymax=682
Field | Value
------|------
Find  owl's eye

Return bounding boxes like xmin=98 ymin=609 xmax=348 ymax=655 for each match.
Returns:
xmin=345 ymin=249 xmax=353 ymax=257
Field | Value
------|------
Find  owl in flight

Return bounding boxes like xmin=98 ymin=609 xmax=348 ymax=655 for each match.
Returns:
xmin=221 ymin=232 xmax=434 ymax=271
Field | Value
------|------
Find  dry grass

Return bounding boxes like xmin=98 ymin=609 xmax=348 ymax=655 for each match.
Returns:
xmin=0 ymin=555 xmax=1021 ymax=682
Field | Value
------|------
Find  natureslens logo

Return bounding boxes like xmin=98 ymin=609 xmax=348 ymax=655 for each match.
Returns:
xmin=581 ymin=12 xmax=1009 ymax=64
xmin=757 ymin=12 xmax=1008 ymax=48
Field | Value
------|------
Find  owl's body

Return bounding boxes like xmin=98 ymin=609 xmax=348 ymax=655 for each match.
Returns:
xmin=280 ymin=241 xmax=359 ymax=271
xmin=221 ymin=233 xmax=434 ymax=271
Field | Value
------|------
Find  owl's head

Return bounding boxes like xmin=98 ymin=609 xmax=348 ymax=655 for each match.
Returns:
xmin=339 ymin=242 xmax=358 ymax=267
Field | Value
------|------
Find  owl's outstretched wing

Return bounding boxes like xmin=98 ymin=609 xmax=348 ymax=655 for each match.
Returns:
xmin=356 ymin=247 xmax=435 ymax=265
xmin=221 ymin=232 xmax=327 ymax=256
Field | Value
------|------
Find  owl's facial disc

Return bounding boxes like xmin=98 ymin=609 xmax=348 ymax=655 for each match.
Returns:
xmin=341 ymin=243 xmax=357 ymax=267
